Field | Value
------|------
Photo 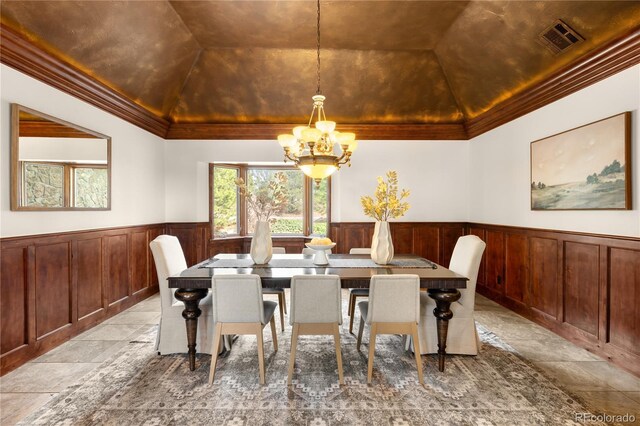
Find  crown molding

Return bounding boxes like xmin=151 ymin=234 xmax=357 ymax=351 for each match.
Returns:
xmin=0 ymin=23 xmax=170 ymax=138
xmin=165 ymin=122 xmax=468 ymax=140
xmin=465 ymin=28 xmax=640 ymax=138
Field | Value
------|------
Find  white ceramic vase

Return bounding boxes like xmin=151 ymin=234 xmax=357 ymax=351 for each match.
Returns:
xmin=371 ymin=221 xmax=394 ymax=265
xmin=250 ymin=221 xmax=272 ymax=264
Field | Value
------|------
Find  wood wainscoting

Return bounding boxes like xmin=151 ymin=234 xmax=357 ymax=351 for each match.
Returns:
xmin=0 ymin=223 xmax=164 ymax=375
xmin=469 ymin=223 xmax=640 ymax=377
xmin=3 ymin=221 xmax=638 ymax=378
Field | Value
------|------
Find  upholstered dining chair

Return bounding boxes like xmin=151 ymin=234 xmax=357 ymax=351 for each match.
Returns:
xmin=417 ymin=234 xmax=486 ymax=355
xmin=356 ymin=274 xmax=423 ymax=384
xmin=263 ymin=247 xmax=287 ymax=331
xmin=347 ymin=248 xmax=372 ymax=333
xmin=208 ymin=274 xmax=278 ymax=386
xmin=287 ymin=275 xmax=344 ymax=385
xmin=150 ymin=235 xmax=215 ymax=355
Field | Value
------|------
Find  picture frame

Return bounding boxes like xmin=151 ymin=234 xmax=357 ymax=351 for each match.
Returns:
xmin=530 ymin=112 xmax=631 ymax=210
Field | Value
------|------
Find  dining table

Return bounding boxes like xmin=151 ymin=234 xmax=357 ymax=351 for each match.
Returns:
xmin=168 ymin=253 xmax=468 ymax=373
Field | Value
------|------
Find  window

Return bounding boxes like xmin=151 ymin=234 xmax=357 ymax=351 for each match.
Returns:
xmin=21 ymin=161 xmax=108 ymax=209
xmin=210 ymin=164 xmax=330 ymax=238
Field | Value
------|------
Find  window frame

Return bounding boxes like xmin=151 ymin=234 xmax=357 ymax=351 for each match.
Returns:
xmin=20 ymin=160 xmax=108 ymax=209
xmin=209 ymin=163 xmax=331 ymax=239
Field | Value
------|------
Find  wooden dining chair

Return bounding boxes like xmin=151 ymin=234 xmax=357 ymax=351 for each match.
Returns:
xmin=356 ymin=274 xmax=423 ymax=384
xmin=347 ymin=248 xmax=371 ymax=334
xmin=209 ymin=274 xmax=278 ymax=385
xmin=287 ymin=275 xmax=344 ymax=385
xmin=263 ymin=247 xmax=287 ymax=331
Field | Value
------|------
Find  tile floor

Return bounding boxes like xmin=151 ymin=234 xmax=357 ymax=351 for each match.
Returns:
xmin=1 ymin=293 xmax=638 ymax=425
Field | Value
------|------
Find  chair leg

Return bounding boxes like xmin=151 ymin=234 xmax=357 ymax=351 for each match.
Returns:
xmin=281 ymin=291 xmax=287 ymax=314
xmin=287 ymin=323 xmax=300 ymax=385
xmin=333 ymin=323 xmax=344 ymax=385
xmin=367 ymin=323 xmax=377 ymax=384
xmin=348 ymin=294 xmax=356 ymax=333
xmin=356 ymin=314 xmax=365 ymax=351
xmin=411 ymin=323 xmax=424 ymax=385
xmin=270 ymin=316 xmax=278 ymax=352
xmin=278 ymin=294 xmax=285 ymax=332
xmin=208 ymin=323 xmax=223 ymax=386
xmin=256 ymin=324 xmax=265 ymax=385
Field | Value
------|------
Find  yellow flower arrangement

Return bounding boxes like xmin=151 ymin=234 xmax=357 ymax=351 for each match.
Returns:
xmin=360 ymin=170 xmax=410 ymax=221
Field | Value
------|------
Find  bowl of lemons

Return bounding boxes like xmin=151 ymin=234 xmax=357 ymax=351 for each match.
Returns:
xmin=305 ymin=237 xmax=336 ymax=265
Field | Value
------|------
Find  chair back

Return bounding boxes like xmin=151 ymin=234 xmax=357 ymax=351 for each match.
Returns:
xmin=449 ymin=235 xmax=486 ymax=313
xmin=211 ymin=275 xmax=264 ymax=323
xmin=367 ymin=275 xmax=420 ymax=323
xmin=150 ymin=235 xmax=187 ymax=310
xmin=289 ymin=275 xmax=342 ymax=325
xmin=272 ymin=247 xmax=286 ymax=254
xmin=349 ymin=248 xmax=371 ymax=254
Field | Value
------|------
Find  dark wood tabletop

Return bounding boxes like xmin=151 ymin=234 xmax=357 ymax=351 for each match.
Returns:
xmin=168 ymin=253 xmax=468 ymax=289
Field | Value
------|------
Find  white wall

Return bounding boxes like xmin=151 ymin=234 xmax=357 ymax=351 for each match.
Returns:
xmin=164 ymin=139 xmax=470 ymax=223
xmin=469 ymin=65 xmax=640 ymax=236
xmin=0 ymin=65 xmax=166 ymax=237
xmin=20 ymin=137 xmax=107 ymax=163
xmin=3 ymin=62 xmax=638 ymax=238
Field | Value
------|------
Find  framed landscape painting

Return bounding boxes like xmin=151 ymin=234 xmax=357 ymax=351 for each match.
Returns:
xmin=531 ymin=112 xmax=631 ymax=210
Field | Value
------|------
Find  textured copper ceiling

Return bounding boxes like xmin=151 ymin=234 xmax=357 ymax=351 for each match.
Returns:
xmin=2 ymin=0 xmax=639 ymax=127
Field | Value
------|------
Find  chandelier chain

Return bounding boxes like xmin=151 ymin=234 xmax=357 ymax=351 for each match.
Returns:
xmin=316 ymin=0 xmax=321 ymax=95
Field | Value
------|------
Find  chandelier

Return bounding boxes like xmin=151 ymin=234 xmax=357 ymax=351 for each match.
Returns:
xmin=277 ymin=0 xmax=357 ymax=184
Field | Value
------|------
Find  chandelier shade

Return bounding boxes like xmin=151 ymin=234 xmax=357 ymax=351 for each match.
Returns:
xmin=277 ymin=0 xmax=357 ymax=183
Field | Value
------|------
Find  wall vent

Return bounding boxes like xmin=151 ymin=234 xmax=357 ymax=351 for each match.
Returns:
xmin=538 ymin=20 xmax=584 ymax=54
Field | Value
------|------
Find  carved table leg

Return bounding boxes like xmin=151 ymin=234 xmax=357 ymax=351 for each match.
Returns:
xmin=427 ymin=289 xmax=461 ymax=372
xmin=174 ymin=288 xmax=209 ymax=371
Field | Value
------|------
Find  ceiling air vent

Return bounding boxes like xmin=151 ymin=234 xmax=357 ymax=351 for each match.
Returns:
xmin=538 ymin=19 xmax=584 ymax=54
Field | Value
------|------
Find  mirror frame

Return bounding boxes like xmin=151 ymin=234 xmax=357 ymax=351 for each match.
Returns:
xmin=10 ymin=104 xmax=112 ymax=211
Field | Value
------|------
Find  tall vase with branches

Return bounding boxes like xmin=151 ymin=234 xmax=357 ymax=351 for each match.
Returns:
xmin=360 ymin=171 xmax=411 ymax=264
xmin=236 ymin=173 xmax=289 ymax=264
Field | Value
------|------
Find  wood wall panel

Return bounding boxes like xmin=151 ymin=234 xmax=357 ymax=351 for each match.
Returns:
xmin=485 ymin=231 xmax=505 ymax=293
xmin=105 ymin=235 xmax=129 ymax=305
xmin=412 ymin=226 xmax=439 ymax=262
xmin=468 ymin=227 xmax=486 ymax=286
xmin=1 ymin=224 xmax=162 ymax=375
xmin=130 ymin=231 xmax=148 ymax=294
xmin=529 ymin=237 xmax=559 ymax=319
xmin=75 ymin=238 xmax=103 ymax=320
xmin=392 ymin=224 xmax=414 ymax=255
xmin=35 ymin=243 xmax=71 ymax=339
xmin=470 ymin=222 xmax=640 ymax=377
xmin=608 ymin=248 xmax=640 ymax=355
xmin=563 ymin=242 xmax=600 ymax=337
xmin=147 ymin=227 xmax=164 ymax=286
xmin=440 ymin=226 xmax=464 ymax=266
xmin=504 ymin=233 xmax=528 ymax=306
xmin=0 ymin=247 xmax=28 ymax=354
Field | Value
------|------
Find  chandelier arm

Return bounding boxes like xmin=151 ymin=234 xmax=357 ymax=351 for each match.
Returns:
xmin=307 ymin=104 xmax=317 ymax=128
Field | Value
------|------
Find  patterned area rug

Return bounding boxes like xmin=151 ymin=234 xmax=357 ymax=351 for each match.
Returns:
xmin=21 ymin=324 xmax=602 ymax=425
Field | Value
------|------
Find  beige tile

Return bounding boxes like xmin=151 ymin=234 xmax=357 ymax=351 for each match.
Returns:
xmin=0 ymin=392 xmax=57 ymax=425
xmin=533 ymin=361 xmax=615 ymax=392
xmin=574 ymin=361 xmax=640 ymax=392
xmin=126 ymin=295 xmax=161 ymax=313
xmin=624 ymin=392 xmax=640 ymax=403
xmin=506 ymin=337 xmax=603 ymax=362
xmin=0 ymin=363 xmax=98 ymax=393
xmin=31 ymin=340 xmax=122 ymax=363
xmin=103 ymin=311 xmax=160 ymax=325
xmin=573 ymin=391 xmax=640 ymax=424
xmin=71 ymin=324 xmax=147 ymax=341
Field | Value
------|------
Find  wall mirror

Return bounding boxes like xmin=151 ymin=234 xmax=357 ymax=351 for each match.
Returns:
xmin=10 ymin=104 xmax=111 ymax=211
